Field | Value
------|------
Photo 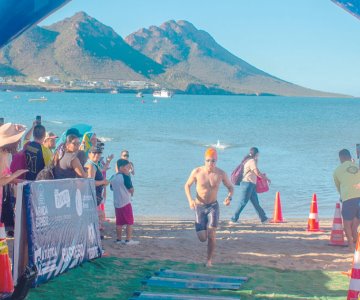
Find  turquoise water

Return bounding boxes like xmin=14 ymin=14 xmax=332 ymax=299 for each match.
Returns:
xmin=1 ymin=91 xmax=359 ymax=220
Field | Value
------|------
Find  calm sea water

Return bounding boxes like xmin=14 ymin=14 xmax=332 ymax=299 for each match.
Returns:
xmin=1 ymin=91 xmax=359 ymax=220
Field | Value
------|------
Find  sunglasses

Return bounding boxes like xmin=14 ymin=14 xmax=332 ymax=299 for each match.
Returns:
xmin=122 ymin=154 xmax=129 ymax=157
xmin=71 ymin=142 xmax=81 ymax=146
xmin=206 ymin=159 xmax=216 ymax=163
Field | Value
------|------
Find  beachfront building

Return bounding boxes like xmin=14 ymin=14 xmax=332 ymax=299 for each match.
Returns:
xmin=38 ymin=76 xmax=61 ymax=84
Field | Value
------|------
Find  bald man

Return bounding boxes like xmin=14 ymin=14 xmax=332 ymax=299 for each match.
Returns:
xmin=184 ymin=148 xmax=234 ymax=267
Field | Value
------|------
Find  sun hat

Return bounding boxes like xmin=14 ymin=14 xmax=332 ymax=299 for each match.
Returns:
xmin=0 ymin=123 xmax=26 ymax=148
xmin=65 ymin=128 xmax=81 ymax=138
xmin=44 ymin=131 xmax=58 ymax=140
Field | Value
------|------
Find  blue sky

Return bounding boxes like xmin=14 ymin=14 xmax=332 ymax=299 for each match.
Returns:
xmin=42 ymin=0 xmax=360 ymax=96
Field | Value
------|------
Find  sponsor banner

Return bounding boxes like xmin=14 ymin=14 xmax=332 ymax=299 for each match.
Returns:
xmin=23 ymin=178 xmax=102 ymax=286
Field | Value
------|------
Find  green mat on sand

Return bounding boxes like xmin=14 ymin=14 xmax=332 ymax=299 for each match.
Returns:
xmin=27 ymin=257 xmax=348 ymax=300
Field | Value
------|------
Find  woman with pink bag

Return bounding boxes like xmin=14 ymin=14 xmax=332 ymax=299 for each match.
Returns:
xmin=230 ymin=147 xmax=271 ymax=224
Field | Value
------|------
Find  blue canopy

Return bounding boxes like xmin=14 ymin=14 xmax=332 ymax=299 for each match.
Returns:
xmin=331 ymin=0 xmax=360 ymax=20
xmin=0 ymin=0 xmax=72 ymax=49
xmin=56 ymin=123 xmax=93 ymax=148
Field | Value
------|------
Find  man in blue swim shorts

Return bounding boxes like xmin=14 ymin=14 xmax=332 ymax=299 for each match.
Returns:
xmin=184 ymin=148 xmax=234 ymax=267
xmin=334 ymin=149 xmax=360 ymax=252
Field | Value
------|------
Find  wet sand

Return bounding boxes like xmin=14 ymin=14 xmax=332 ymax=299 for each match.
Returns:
xmin=101 ymin=218 xmax=353 ymax=271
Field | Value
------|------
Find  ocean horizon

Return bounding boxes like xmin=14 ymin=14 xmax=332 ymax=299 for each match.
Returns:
xmin=1 ymin=91 xmax=359 ymax=221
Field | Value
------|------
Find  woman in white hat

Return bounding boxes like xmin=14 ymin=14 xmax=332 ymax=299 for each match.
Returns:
xmin=0 ymin=123 xmax=28 ymax=186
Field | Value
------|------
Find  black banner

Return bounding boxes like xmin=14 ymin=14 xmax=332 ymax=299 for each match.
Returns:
xmin=23 ymin=178 xmax=102 ymax=286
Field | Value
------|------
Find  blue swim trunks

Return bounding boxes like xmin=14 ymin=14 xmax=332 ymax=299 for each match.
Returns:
xmin=194 ymin=201 xmax=219 ymax=232
xmin=342 ymin=197 xmax=360 ymax=221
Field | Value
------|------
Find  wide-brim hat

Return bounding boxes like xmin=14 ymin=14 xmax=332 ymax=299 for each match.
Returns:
xmin=44 ymin=131 xmax=58 ymax=140
xmin=0 ymin=123 xmax=26 ymax=148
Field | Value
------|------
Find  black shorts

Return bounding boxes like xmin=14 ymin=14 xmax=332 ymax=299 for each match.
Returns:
xmin=195 ymin=201 xmax=219 ymax=232
xmin=342 ymin=198 xmax=360 ymax=221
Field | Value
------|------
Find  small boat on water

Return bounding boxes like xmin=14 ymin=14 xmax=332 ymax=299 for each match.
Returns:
xmin=211 ymin=140 xmax=227 ymax=150
xmin=136 ymin=92 xmax=144 ymax=98
xmin=28 ymin=96 xmax=47 ymax=102
xmin=152 ymin=89 xmax=172 ymax=98
xmin=110 ymin=89 xmax=118 ymax=94
xmin=13 ymin=95 xmax=20 ymax=99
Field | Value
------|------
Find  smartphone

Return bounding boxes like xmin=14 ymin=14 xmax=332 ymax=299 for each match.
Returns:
xmin=36 ymin=115 xmax=41 ymax=125
xmin=0 ymin=117 xmax=4 ymax=126
xmin=356 ymin=144 xmax=360 ymax=159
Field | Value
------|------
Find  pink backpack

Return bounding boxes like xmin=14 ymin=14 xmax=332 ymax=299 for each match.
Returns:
xmin=10 ymin=150 xmax=27 ymax=179
xmin=231 ymin=159 xmax=248 ymax=185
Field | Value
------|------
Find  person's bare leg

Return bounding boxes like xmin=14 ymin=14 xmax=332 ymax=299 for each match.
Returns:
xmin=351 ymin=218 xmax=360 ymax=247
xmin=126 ymin=225 xmax=133 ymax=241
xmin=116 ymin=225 xmax=123 ymax=241
xmin=196 ymin=230 xmax=208 ymax=242
xmin=206 ymin=229 xmax=216 ymax=267
xmin=98 ymin=209 xmax=105 ymax=231
xmin=344 ymin=220 xmax=355 ymax=251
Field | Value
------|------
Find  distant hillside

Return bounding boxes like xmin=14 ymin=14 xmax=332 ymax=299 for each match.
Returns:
xmin=0 ymin=13 xmax=349 ymax=97
xmin=0 ymin=12 xmax=164 ymax=81
xmin=0 ymin=63 xmax=23 ymax=77
xmin=126 ymin=20 xmax=345 ymax=97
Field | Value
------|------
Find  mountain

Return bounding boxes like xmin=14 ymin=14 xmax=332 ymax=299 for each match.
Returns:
xmin=0 ymin=13 xmax=347 ymax=97
xmin=0 ymin=12 xmax=164 ymax=81
xmin=126 ymin=20 xmax=342 ymax=97
xmin=0 ymin=63 xmax=23 ymax=77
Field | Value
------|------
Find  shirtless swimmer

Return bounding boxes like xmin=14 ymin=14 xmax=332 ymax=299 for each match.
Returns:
xmin=184 ymin=148 xmax=234 ymax=267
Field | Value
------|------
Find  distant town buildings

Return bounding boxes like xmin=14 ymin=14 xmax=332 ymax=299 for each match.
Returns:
xmin=38 ymin=75 xmax=61 ymax=84
xmin=1 ymin=74 xmax=160 ymax=91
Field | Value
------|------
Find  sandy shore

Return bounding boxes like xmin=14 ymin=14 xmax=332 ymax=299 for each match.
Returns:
xmin=101 ymin=218 xmax=353 ymax=271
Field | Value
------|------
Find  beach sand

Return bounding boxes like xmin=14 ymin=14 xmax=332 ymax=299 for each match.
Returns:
xmin=101 ymin=218 xmax=353 ymax=271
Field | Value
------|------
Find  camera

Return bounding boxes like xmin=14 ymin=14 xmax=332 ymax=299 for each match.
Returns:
xmin=35 ymin=115 xmax=41 ymax=125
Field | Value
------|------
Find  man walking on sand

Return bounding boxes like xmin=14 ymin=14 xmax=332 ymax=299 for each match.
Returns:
xmin=184 ymin=148 xmax=234 ymax=267
xmin=333 ymin=149 xmax=360 ymax=252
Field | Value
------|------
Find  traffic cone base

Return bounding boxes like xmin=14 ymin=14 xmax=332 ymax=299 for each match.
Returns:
xmin=271 ymin=191 xmax=286 ymax=223
xmin=307 ymin=194 xmax=323 ymax=232
xmin=0 ymin=240 xmax=14 ymax=294
xmin=328 ymin=203 xmax=347 ymax=246
xmin=347 ymin=233 xmax=360 ymax=299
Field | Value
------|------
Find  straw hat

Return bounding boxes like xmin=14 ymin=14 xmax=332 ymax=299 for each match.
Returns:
xmin=44 ymin=131 xmax=58 ymax=140
xmin=0 ymin=123 xmax=26 ymax=148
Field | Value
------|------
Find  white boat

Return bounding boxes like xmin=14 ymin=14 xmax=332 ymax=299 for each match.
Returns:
xmin=211 ymin=140 xmax=227 ymax=150
xmin=110 ymin=89 xmax=118 ymax=94
xmin=153 ymin=89 xmax=172 ymax=98
xmin=28 ymin=96 xmax=47 ymax=102
xmin=136 ymin=92 xmax=143 ymax=98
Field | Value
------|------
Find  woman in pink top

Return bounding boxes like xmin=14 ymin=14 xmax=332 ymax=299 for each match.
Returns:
xmin=230 ymin=147 xmax=270 ymax=224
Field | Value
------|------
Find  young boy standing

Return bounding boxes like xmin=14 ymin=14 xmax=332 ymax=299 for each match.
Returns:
xmin=110 ymin=159 xmax=139 ymax=245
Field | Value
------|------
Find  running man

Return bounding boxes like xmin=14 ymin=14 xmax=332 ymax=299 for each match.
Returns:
xmin=184 ymin=148 xmax=234 ymax=267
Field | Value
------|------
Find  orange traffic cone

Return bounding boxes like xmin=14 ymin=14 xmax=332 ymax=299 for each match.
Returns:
xmin=271 ymin=192 xmax=285 ymax=223
xmin=329 ymin=203 xmax=347 ymax=246
xmin=0 ymin=239 xmax=14 ymax=293
xmin=347 ymin=231 xmax=360 ymax=299
xmin=307 ymin=193 xmax=322 ymax=232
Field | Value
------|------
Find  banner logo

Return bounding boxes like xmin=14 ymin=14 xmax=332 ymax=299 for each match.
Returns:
xmin=54 ymin=189 xmax=71 ymax=209
xmin=88 ymin=223 xmax=96 ymax=244
xmin=34 ymin=247 xmax=58 ymax=275
xmin=76 ymin=189 xmax=83 ymax=216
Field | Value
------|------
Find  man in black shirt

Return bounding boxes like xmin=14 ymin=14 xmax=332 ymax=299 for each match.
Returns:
xmin=25 ymin=125 xmax=46 ymax=180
